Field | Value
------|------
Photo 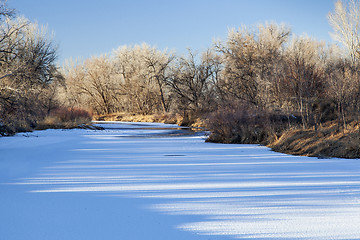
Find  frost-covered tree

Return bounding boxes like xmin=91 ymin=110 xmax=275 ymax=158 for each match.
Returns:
xmin=282 ymin=36 xmax=327 ymax=127
xmin=167 ymin=49 xmax=222 ymax=114
xmin=328 ymin=0 xmax=360 ymax=63
xmin=62 ymin=56 xmax=118 ymax=115
xmin=62 ymin=44 xmax=174 ymax=115
xmin=113 ymin=43 xmax=174 ymax=114
xmin=217 ymin=23 xmax=290 ymax=108
xmin=0 ymin=15 xmax=61 ymax=133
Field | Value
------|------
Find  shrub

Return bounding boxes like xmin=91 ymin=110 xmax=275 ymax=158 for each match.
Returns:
xmin=205 ymin=104 xmax=299 ymax=144
xmin=37 ymin=107 xmax=92 ymax=130
xmin=0 ymin=113 xmax=39 ymax=136
xmin=52 ymin=107 xmax=92 ymax=122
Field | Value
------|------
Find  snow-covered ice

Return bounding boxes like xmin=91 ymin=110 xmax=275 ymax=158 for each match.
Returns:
xmin=1 ymin=122 xmax=360 ymax=239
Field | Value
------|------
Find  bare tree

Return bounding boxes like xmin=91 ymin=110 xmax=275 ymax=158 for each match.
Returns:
xmin=142 ymin=46 xmax=174 ymax=112
xmin=0 ymin=16 xmax=61 ymax=132
xmin=326 ymin=57 xmax=360 ymax=129
xmin=328 ymin=0 xmax=360 ymax=63
xmin=217 ymin=23 xmax=290 ymax=108
xmin=256 ymin=23 xmax=291 ymax=109
xmin=62 ymin=56 xmax=118 ymax=115
xmin=282 ymin=36 xmax=327 ymax=128
xmin=217 ymin=27 xmax=259 ymax=105
xmin=113 ymin=44 xmax=173 ymax=114
xmin=167 ymin=49 xmax=221 ymax=115
xmin=0 ymin=17 xmax=29 ymax=80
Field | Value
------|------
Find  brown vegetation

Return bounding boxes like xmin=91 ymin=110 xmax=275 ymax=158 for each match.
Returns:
xmin=269 ymin=120 xmax=360 ymax=159
xmin=36 ymin=107 xmax=93 ymax=130
xmin=205 ymin=106 xmax=360 ymax=159
xmin=204 ymin=104 xmax=293 ymax=144
xmin=94 ymin=112 xmax=181 ymax=124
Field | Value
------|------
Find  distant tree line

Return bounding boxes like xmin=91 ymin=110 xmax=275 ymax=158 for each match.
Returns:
xmin=61 ymin=45 xmax=222 ymax=118
xmin=2 ymin=0 xmax=360 ymax=138
xmin=61 ymin=22 xmax=360 ymax=129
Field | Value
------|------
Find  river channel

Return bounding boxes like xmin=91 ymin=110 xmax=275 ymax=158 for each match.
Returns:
xmin=1 ymin=121 xmax=360 ymax=240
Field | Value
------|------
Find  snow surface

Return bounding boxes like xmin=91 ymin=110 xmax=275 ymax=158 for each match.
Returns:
xmin=1 ymin=122 xmax=360 ymax=240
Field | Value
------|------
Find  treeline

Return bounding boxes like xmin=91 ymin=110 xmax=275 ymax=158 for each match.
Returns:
xmin=61 ymin=45 xmax=221 ymax=118
xmin=60 ymin=24 xmax=360 ymax=139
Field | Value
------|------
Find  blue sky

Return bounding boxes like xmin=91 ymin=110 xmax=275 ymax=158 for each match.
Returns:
xmin=8 ymin=0 xmax=337 ymax=64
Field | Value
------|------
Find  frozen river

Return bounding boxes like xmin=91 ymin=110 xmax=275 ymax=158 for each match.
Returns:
xmin=1 ymin=122 xmax=360 ymax=239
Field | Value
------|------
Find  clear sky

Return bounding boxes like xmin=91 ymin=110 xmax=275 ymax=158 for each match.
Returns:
xmin=8 ymin=0 xmax=337 ymax=64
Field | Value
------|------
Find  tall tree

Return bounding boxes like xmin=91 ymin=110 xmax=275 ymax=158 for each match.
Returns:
xmin=328 ymin=0 xmax=360 ymax=63
xmin=0 ymin=16 xmax=61 ymax=133
xmin=113 ymin=44 xmax=173 ymax=114
xmin=217 ymin=23 xmax=290 ymax=108
xmin=167 ymin=49 xmax=221 ymax=114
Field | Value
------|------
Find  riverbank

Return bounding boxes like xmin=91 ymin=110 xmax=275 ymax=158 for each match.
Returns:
xmin=4 ymin=109 xmax=360 ymax=159
xmin=94 ymin=112 xmax=360 ymax=159
xmin=94 ymin=112 xmax=206 ymax=128
xmin=0 ymin=107 xmax=95 ymax=136
xmin=269 ymin=120 xmax=360 ymax=159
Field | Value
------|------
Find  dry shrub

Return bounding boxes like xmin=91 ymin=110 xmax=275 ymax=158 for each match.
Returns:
xmin=0 ymin=117 xmax=36 ymax=136
xmin=205 ymin=105 xmax=294 ymax=144
xmin=52 ymin=108 xmax=92 ymax=122
xmin=37 ymin=107 xmax=92 ymax=130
